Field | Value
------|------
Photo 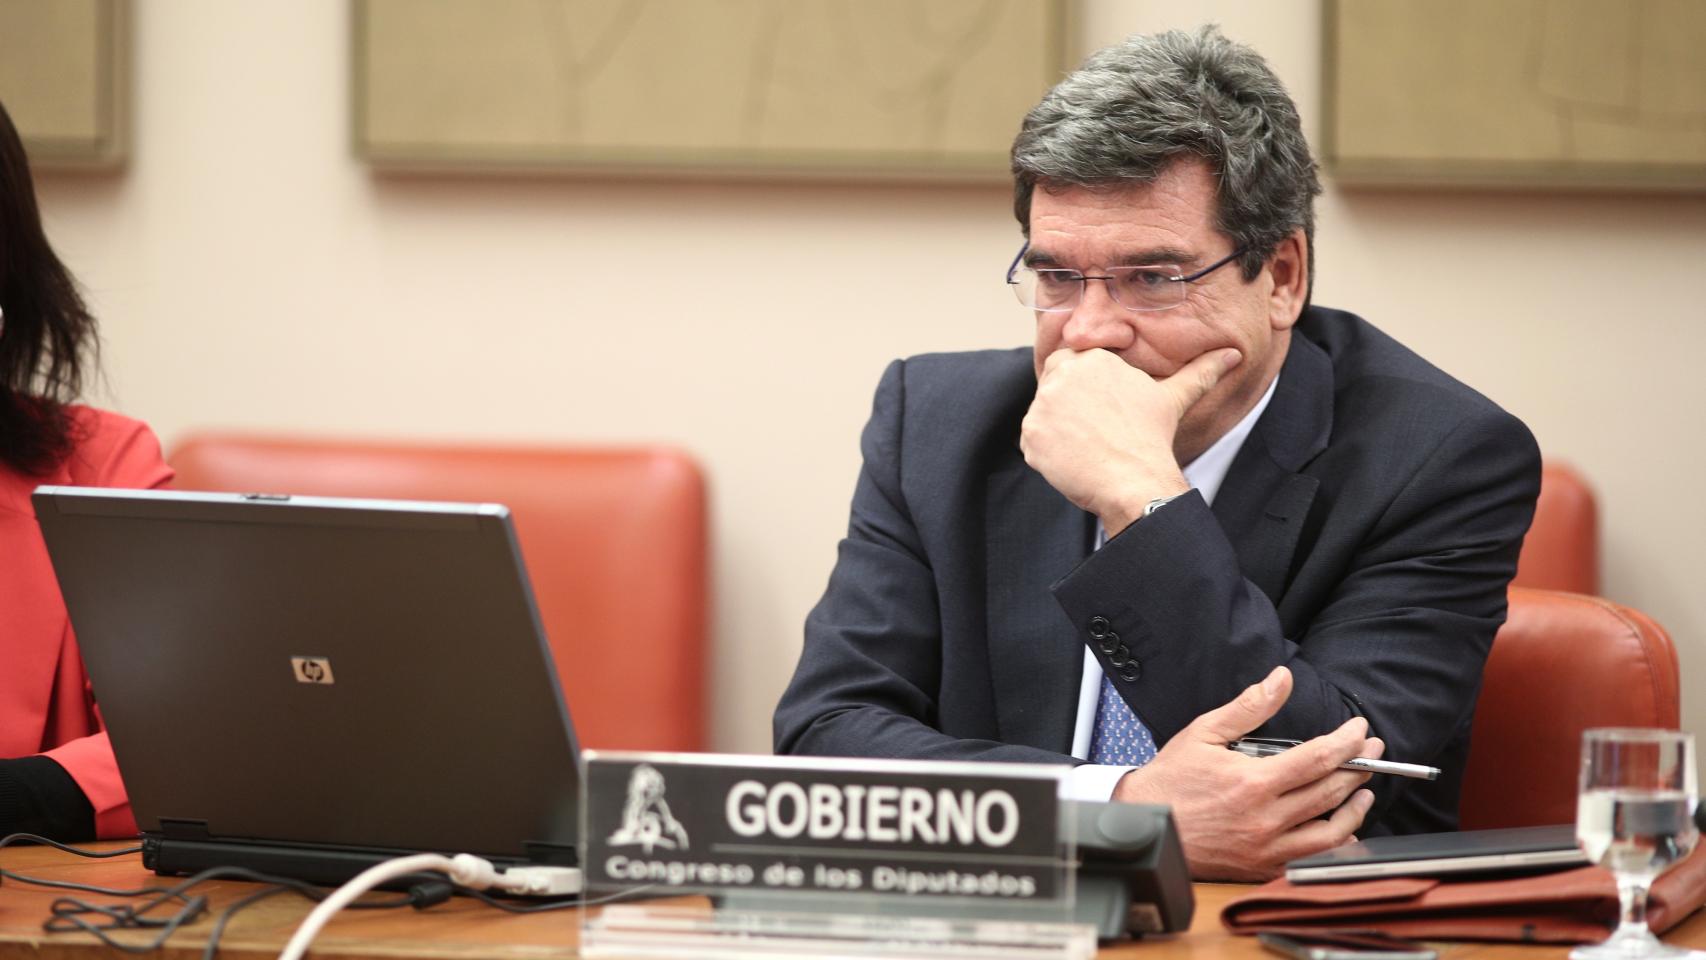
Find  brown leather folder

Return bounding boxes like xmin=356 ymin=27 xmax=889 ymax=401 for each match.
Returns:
xmin=1221 ymin=844 xmax=1706 ymax=944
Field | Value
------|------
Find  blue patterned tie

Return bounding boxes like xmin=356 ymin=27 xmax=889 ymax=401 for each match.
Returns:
xmin=1089 ymin=674 xmax=1157 ymax=765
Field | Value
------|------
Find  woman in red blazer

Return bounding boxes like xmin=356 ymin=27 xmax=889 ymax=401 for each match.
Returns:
xmin=0 ymin=99 xmax=172 ymax=840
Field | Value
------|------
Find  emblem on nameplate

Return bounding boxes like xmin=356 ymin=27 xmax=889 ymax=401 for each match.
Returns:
xmin=606 ymin=763 xmax=691 ymax=853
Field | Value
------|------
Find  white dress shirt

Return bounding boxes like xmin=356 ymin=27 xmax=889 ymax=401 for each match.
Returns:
xmin=1060 ymin=374 xmax=1279 ymax=801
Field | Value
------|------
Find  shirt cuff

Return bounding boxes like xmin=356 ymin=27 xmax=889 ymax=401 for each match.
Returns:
xmin=1058 ymin=762 xmax=1136 ymax=802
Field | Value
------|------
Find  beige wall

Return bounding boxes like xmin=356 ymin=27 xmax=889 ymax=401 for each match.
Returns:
xmin=34 ymin=1 xmax=1706 ymax=754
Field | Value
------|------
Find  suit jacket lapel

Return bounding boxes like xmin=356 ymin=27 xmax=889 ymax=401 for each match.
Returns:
xmin=978 ymin=332 xmax=1335 ymax=751
xmin=1211 ymin=333 xmax=1335 ymax=603
xmin=984 ymin=441 xmax=1091 ymax=755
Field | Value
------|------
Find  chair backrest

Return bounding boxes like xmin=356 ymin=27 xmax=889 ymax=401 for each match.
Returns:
xmin=1459 ymin=587 xmax=1678 ymax=830
xmin=169 ymin=434 xmax=708 ymax=753
xmin=1512 ymin=461 xmax=1599 ymax=594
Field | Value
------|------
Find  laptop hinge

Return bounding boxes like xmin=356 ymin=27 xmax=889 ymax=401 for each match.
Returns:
xmin=523 ymin=840 xmax=578 ymax=867
xmin=158 ymin=818 xmax=213 ymax=841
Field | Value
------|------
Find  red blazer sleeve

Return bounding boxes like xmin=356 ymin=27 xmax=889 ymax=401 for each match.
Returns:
xmin=38 ymin=408 xmax=174 ymax=838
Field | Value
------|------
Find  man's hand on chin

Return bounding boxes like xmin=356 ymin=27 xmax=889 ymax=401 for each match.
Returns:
xmin=1020 ymin=346 xmax=1241 ymax=536
xmin=1112 ymin=666 xmax=1382 ymax=882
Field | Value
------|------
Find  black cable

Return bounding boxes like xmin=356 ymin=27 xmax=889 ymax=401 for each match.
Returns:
xmin=199 ymin=884 xmax=290 ymax=960
xmin=3 ymin=833 xmax=625 ymax=954
xmin=185 ymin=878 xmax=418 ymax=960
xmin=457 ymin=882 xmax=656 ymax=912
xmin=456 ymin=885 xmax=580 ymax=913
xmin=1 ymin=832 xmax=156 ymax=896
xmin=39 ymin=869 xmax=417 ymax=956
xmin=3 ymin=834 xmax=421 ymax=956
xmin=1 ymin=832 xmax=143 ymax=857
xmin=46 ymin=891 xmax=210 ymax=953
xmin=582 ymin=883 xmax=660 ymax=907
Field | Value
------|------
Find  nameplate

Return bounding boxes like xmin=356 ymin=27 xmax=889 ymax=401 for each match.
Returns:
xmin=582 ymin=752 xmax=1066 ymax=901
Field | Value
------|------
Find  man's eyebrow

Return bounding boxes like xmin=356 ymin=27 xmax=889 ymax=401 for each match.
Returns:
xmin=1024 ymin=246 xmax=1200 ymax=268
xmin=1109 ymin=246 xmax=1197 ymax=267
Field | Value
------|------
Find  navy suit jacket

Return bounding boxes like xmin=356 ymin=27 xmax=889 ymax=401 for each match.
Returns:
xmin=774 ymin=307 xmax=1541 ymax=834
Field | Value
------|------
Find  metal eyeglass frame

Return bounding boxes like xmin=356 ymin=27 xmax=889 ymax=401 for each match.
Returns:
xmin=1004 ymin=243 xmax=1248 ymax=312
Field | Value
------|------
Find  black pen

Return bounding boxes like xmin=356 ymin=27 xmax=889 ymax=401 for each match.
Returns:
xmin=1228 ymin=736 xmax=1440 ymax=781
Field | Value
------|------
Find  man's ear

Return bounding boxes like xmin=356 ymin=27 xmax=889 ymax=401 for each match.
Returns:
xmin=1266 ymin=229 xmax=1308 ymax=332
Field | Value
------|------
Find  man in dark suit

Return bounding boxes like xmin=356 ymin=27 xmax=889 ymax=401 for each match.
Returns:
xmin=774 ymin=27 xmax=1539 ymax=881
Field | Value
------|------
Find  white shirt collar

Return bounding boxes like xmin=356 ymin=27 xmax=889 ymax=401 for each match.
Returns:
xmin=1182 ymin=373 xmax=1279 ymax=509
xmin=1067 ymin=370 xmax=1283 ymax=779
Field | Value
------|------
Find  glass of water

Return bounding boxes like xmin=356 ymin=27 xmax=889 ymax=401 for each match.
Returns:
xmin=1573 ymin=728 xmax=1699 ymax=959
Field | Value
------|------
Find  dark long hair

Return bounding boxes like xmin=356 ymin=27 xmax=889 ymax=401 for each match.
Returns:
xmin=0 ymin=98 xmax=98 ymax=475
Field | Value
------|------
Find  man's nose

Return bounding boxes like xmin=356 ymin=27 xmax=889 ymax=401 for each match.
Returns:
xmin=1059 ymin=278 xmax=1135 ymax=352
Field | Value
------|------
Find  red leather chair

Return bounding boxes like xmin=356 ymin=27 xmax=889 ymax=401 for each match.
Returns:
xmin=168 ymin=435 xmax=708 ymax=753
xmin=1512 ymin=461 xmax=1599 ymax=594
xmin=1459 ymin=587 xmax=1678 ymax=830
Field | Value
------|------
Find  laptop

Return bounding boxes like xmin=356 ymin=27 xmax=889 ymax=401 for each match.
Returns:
xmin=1284 ymin=824 xmax=1587 ymax=883
xmin=33 ymin=486 xmax=583 ymax=886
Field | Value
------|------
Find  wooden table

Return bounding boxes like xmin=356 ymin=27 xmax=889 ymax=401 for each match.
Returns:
xmin=1 ymin=844 xmax=1702 ymax=959
xmin=1102 ymin=884 xmax=1706 ymax=959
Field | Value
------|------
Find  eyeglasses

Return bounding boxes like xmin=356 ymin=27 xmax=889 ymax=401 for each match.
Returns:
xmin=1004 ymin=244 xmax=1247 ymax=313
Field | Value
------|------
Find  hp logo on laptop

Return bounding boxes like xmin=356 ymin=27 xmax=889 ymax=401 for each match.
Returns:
xmin=291 ymin=657 xmax=335 ymax=684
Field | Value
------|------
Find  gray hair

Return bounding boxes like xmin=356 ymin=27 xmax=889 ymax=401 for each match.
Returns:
xmin=1010 ymin=26 xmax=1321 ymax=288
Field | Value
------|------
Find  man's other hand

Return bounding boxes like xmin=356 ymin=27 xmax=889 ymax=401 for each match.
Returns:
xmin=1112 ymin=665 xmax=1380 ymax=881
xmin=1020 ymin=346 xmax=1241 ymax=535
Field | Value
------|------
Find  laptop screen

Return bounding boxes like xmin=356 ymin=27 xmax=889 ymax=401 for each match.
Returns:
xmin=34 ymin=486 xmax=581 ymax=863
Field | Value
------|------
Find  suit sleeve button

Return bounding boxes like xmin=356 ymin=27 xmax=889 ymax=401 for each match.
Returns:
xmin=1118 ymin=665 xmax=1141 ymax=683
xmin=1088 ymin=616 xmax=1111 ymax=640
